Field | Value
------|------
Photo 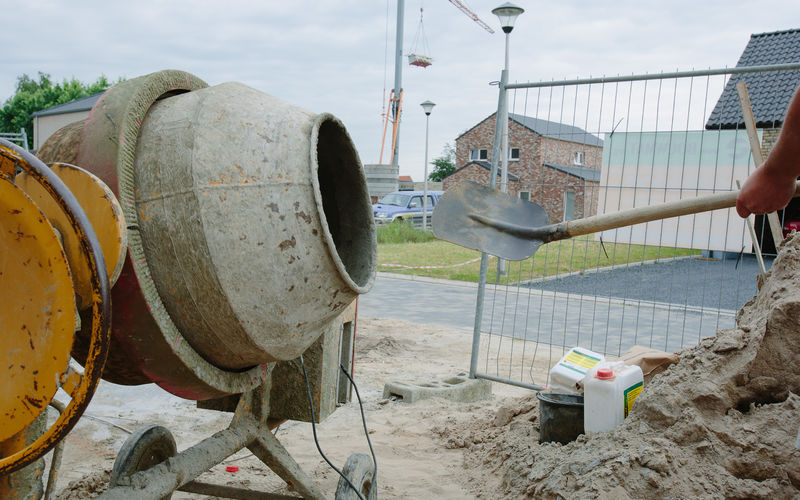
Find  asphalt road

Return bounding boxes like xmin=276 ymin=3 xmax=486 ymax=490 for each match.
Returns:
xmin=358 ymin=254 xmax=763 ymax=357
xmin=527 ymin=254 xmax=766 ymax=313
xmin=358 ymin=275 xmax=479 ymax=331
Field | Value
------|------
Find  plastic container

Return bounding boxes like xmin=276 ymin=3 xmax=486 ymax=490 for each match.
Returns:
xmin=549 ymin=347 xmax=605 ymax=394
xmin=583 ymin=363 xmax=644 ymax=434
xmin=536 ymin=393 xmax=584 ymax=444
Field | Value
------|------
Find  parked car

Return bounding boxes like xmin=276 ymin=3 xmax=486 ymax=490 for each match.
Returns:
xmin=372 ymin=190 xmax=443 ymax=225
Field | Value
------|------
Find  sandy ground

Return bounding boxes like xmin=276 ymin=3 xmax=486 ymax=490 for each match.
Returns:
xmin=51 ymin=317 xmax=530 ymax=499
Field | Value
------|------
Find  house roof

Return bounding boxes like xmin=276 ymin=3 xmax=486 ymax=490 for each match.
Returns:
xmin=456 ymin=113 xmax=604 ymax=147
xmin=509 ymin=114 xmax=604 ymax=147
xmin=31 ymin=92 xmax=104 ymax=117
xmin=446 ymin=160 xmax=600 ymax=183
xmin=705 ymin=28 xmax=800 ymax=129
xmin=446 ymin=160 xmax=520 ymax=181
xmin=543 ymin=162 xmax=601 ymax=182
xmin=398 ymin=175 xmax=413 ymax=182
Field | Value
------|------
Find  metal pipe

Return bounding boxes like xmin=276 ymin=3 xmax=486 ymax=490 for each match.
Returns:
xmin=498 ymin=31 xmax=513 ymax=277
xmin=423 ymin=112 xmax=430 ymax=231
xmin=470 ymin=68 xmax=509 ymax=378
xmin=500 ymin=35 xmax=511 ymax=194
xmin=248 ymin=433 xmax=327 ymax=500
xmin=392 ymin=0 xmax=405 ymax=168
xmin=490 ymin=70 xmax=508 ymax=191
xmin=506 ymin=62 xmax=800 ymax=90
xmin=475 ymin=372 xmax=546 ymax=391
xmin=179 ymin=480 xmax=301 ymax=499
xmin=43 ymin=400 xmax=66 ymax=500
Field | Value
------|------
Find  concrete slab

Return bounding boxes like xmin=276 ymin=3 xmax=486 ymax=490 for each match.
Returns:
xmin=382 ymin=372 xmax=492 ymax=404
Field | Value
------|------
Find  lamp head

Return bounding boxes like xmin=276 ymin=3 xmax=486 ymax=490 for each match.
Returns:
xmin=420 ymin=100 xmax=436 ymax=116
xmin=492 ymin=2 xmax=524 ymax=34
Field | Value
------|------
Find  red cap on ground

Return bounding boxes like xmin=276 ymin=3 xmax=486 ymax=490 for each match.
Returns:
xmin=596 ymin=367 xmax=615 ymax=380
xmin=226 ymin=466 xmax=239 ymax=473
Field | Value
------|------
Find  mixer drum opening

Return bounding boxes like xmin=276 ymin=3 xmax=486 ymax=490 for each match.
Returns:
xmin=312 ymin=116 xmax=376 ymax=294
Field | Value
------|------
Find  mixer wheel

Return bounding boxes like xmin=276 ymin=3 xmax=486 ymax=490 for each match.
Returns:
xmin=335 ymin=453 xmax=377 ymax=500
xmin=110 ymin=425 xmax=177 ymax=498
xmin=0 ymin=141 xmax=111 ymax=475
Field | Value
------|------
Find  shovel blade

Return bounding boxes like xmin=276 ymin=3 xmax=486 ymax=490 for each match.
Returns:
xmin=432 ymin=181 xmax=549 ymax=261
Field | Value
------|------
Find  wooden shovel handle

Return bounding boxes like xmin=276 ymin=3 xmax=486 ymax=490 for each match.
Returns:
xmin=564 ymin=182 xmax=800 ymax=239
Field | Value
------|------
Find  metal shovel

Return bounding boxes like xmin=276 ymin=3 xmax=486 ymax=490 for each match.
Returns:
xmin=432 ymin=180 xmax=800 ymax=261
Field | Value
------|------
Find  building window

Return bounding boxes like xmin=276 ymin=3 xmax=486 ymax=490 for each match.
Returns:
xmin=509 ymin=147 xmax=520 ymax=161
xmin=519 ymin=191 xmax=530 ymax=201
xmin=470 ymin=148 xmax=488 ymax=161
xmin=564 ymin=191 xmax=575 ymax=221
xmin=573 ymin=151 xmax=585 ymax=166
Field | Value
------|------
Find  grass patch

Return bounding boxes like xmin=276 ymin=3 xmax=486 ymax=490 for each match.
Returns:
xmin=377 ymin=236 xmax=701 ymax=283
xmin=376 ymin=220 xmax=437 ymax=244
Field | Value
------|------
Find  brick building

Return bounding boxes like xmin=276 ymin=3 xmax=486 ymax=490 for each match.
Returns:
xmin=445 ymin=113 xmax=603 ymax=223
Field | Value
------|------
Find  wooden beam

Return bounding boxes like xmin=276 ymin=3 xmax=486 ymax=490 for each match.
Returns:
xmin=736 ymin=81 xmax=785 ymax=247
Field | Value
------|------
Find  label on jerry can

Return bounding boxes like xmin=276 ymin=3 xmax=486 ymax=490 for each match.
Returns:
xmin=624 ymin=381 xmax=643 ymax=418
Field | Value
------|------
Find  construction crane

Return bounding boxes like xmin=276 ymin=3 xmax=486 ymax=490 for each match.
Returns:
xmin=448 ymin=0 xmax=495 ymax=34
xmin=379 ymin=0 xmax=494 ymax=168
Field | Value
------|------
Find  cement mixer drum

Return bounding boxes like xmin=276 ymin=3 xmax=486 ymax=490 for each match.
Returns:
xmin=36 ymin=71 xmax=377 ymax=399
xmin=133 ymin=82 xmax=374 ymax=370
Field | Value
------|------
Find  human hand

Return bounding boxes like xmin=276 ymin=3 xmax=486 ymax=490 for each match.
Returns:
xmin=736 ymin=164 xmax=798 ymax=218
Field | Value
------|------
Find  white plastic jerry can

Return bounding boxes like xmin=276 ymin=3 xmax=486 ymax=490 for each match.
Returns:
xmin=549 ymin=347 xmax=605 ymax=394
xmin=583 ymin=364 xmax=644 ymax=434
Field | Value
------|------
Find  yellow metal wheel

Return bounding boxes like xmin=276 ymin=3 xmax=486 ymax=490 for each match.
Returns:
xmin=0 ymin=140 xmax=111 ymax=475
xmin=0 ymin=177 xmax=76 ymax=442
xmin=16 ymin=162 xmax=126 ymax=310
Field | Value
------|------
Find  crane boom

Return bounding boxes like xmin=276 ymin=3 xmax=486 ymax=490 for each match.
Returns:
xmin=447 ymin=0 xmax=494 ymax=34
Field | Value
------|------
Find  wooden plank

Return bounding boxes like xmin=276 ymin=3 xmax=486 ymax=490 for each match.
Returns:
xmin=736 ymin=81 xmax=784 ymax=247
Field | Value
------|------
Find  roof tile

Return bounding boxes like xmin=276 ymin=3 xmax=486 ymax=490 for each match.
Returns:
xmin=706 ymin=28 xmax=800 ymax=129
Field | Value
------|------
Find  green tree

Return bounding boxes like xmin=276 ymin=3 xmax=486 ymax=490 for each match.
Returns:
xmin=0 ymin=72 xmax=115 ymax=149
xmin=428 ymin=142 xmax=456 ymax=182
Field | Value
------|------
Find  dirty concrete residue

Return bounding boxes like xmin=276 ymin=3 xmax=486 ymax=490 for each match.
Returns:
xmin=56 ymin=470 xmax=111 ymax=499
xmin=278 ymin=236 xmax=296 ymax=251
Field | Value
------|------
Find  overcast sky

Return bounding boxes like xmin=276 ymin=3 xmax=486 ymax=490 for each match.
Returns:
xmin=3 ymin=1 xmax=799 ymax=181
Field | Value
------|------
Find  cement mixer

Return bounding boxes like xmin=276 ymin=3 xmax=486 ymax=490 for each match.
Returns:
xmin=1 ymin=70 xmax=378 ymax=499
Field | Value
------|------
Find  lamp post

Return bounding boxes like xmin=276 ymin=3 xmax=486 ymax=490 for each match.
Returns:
xmin=492 ymin=2 xmax=523 ymax=277
xmin=491 ymin=2 xmax=524 ymax=196
xmin=420 ymin=100 xmax=436 ymax=231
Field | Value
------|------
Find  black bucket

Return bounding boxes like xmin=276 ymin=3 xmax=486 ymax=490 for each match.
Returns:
xmin=536 ymin=393 xmax=584 ymax=444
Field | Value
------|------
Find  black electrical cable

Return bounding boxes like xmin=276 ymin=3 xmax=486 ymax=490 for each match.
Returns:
xmin=340 ymin=363 xmax=378 ymax=489
xmin=299 ymin=355 xmax=366 ymax=500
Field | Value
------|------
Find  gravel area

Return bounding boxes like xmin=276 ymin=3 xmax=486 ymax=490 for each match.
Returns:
xmin=528 ymin=253 xmax=767 ymax=312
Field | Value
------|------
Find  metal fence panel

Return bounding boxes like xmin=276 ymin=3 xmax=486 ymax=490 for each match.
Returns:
xmin=471 ymin=64 xmax=800 ymax=391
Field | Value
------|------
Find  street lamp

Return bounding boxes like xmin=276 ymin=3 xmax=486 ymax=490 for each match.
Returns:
xmin=492 ymin=2 xmax=522 ymax=276
xmin=492 ymin=2 xmax=524 ymax=33
xmin=492 ymin=1 xmax=524 ymax=194
xmin=420 ymin=100 xmax=435 ymax=231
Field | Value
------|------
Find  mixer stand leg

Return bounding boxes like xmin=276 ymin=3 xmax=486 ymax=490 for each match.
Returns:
xmin=249 ymin=431 xmax=326 ymax=500
xmin=99 ymin=376 xmax=330 ymax=499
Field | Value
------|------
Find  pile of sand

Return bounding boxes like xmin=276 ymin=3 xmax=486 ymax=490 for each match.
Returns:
xmin=433 ymin=234 xmax=800 ymax=499
xmin=57 ymin=470 xmax=110 ymax=500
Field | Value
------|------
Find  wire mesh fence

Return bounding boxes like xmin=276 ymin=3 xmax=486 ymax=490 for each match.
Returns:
xmin=470 ymin=64 xmax=800 ymax=391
